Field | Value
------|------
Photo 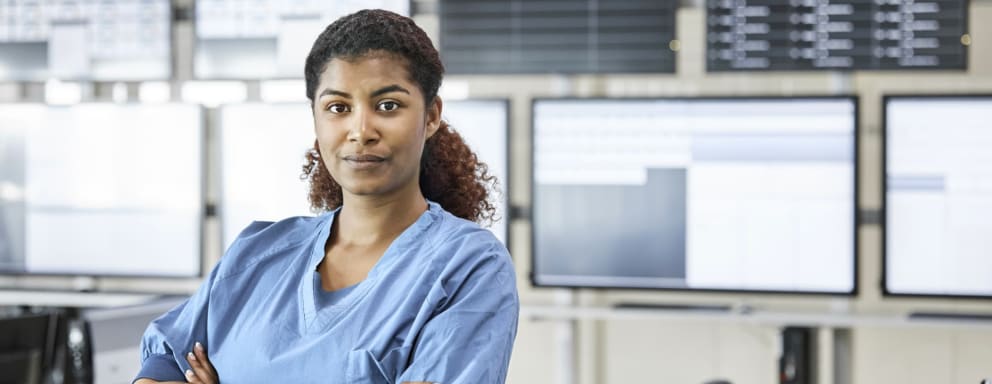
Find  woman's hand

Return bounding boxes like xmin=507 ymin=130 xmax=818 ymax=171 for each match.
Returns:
xmin=184 ymin=342 xmax=219 ymax=384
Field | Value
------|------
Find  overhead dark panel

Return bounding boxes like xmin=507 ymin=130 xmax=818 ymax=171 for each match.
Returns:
xmin=440 ymin=0 xmax=677 ymax=74
xmin=706 ymin=0 xmax=969 ymax=71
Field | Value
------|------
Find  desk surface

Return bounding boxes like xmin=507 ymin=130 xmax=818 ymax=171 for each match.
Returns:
xmin=0 ymin=290 xmax=171 ymax=309
xmin=520 ymin=304 xmax=992 ymax=330
xmin=4 ymin=292 xmax=990 ymax=329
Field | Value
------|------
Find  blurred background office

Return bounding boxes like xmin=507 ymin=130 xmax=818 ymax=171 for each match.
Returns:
xmin=0 ymin=0 xmax=990 ymax=383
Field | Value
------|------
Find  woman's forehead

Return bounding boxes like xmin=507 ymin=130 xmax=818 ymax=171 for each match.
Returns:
xmin=317 ymin=54 xmax=418 ymax=94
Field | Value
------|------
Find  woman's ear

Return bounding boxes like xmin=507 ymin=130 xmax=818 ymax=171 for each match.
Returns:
xmin=426 ymin=96 xmax=442 ymax=139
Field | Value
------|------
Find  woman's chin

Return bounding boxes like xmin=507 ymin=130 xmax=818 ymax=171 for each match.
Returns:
xmin=339 ymin=180 xmax=392 ymax=198
xmin=343 ymin=186 xmax=384 ymax=197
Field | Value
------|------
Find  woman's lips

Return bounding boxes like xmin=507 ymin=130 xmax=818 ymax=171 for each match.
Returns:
xmin=342 ymin=154 xmax=386 ymax=170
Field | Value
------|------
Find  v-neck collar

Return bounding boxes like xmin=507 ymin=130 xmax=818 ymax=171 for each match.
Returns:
xmin=298 ymin=201 xmax=440 ymax=333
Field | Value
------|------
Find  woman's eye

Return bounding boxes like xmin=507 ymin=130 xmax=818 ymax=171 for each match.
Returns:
xmin=327 ymin=104 xmax=349 ymax=113
xmin=377 ymin=101 xmax=399 ymax=112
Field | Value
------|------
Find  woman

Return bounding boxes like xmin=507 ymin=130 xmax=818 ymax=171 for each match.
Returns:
xmin=134 ymin=9 xmax=518 ymax=384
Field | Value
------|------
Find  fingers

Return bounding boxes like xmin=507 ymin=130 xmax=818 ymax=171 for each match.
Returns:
xmin=194 ymin=342 xmax=217 ymax=378
xmin=184 ymin=342 xmax=217 ymax=384
xmin=184 ymin=366 xmax=199 ymax=384
xmin=184 ymin=353 xmax=208 ymax=384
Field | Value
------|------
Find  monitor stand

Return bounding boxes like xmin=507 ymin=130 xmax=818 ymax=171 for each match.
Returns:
xmin=908 ymin=311 xmax=992 ymax=322
xmin=613 ymin=302 xmax=732 ymax=312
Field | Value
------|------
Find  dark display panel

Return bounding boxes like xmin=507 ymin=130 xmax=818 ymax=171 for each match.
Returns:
xmin=707 ymin=0 xmax=968 ymax=71
xmin=440 ymin=0 xmax=677 ymax=74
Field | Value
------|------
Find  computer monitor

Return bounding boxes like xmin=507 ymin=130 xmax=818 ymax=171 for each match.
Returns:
xmin=440 ymin=99 xmax=511 ymax=245
xmin=0 ymin=0 xmax=172 ymax=81
xmin=217 ymin=102 xmax=315 ymax=251
xmin=0 ymin=103 xmax=203 ymax=277
xmin=0 ymin=120 xmax=26 ymax=274
xmin=883 ymin=95 xmax=992 ymax=298
xmin=531 ymin=97 xmax=857 ymax=294
xmin=218 ymin=99 xmax=511 ymax=251
xmin=193 ymin=0 xmax=410 ymax=79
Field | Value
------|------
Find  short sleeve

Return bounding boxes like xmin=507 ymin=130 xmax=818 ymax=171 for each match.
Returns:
xmin=132 ymin=221 xmax=276 ymax=383
xmin=133 ymin=264 xmax=219 ymax=383
xmin=398 ymin=248 xmax=519 ymax=384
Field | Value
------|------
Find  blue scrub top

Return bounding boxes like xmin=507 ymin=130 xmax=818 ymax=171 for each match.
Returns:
xmin=136 ymin=201 xmax=519 ymax=383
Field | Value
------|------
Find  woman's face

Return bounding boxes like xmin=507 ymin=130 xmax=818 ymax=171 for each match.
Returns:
xmin=312 ymin=53 xmax=441 ymax=200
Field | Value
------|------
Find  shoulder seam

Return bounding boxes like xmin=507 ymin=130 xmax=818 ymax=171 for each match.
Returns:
xmin=214 ymin=216 xmax=326 ymax=282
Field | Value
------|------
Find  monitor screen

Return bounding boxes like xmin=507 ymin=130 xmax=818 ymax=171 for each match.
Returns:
xmin=532 ymin=97 xmax=857 ymax=293
xmin=0 ymin=104 xmax=203 ymax=277
xmin=218 ymin=102 xmax=316 ymax=251
xmin=218 ymin=99 xmax=510 ymax=251
xmin=440 ymin=99 xmax=510 ymax=245
xmin=194 ymin=0 xmax=410 ymax=79
xmin=884 ymin=96 xmax=992 ymax=297
xmin=0 ymin=0 xmax=172 ymax=81
xmin=0 ymin=119 xmax=26 ymax=273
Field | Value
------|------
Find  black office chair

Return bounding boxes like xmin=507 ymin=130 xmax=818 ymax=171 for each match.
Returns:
xmin=703 ymin=380 xmax=732 ymax=384
xmin=0 ymin=312 xmax=58 ymax=384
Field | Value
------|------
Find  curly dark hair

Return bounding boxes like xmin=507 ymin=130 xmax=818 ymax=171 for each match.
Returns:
xmin=301 ymin=9 xmax=498 ymax=224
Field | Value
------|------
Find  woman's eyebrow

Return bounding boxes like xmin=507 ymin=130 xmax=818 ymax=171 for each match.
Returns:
xmin=317 ymin=85 xmax=410 ymax=99
xmin=318 ymin=88 xmax=350 ymax=99
xmin=371 ymin=84 xmax=410 ymax=98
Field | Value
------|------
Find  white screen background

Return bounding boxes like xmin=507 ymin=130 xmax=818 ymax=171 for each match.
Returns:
xmin=886 ymin=98 xmax=992 ymax=296
xmin=533 ymin=98 xmax=855 ymax=292
xmin=194 ymin=0 xmax=410 ymax=79
xmin=441 ymin=100 xmax=510 ymax=245
xmin=0 ymin=103 xmax=203 ymax=276
xmin=219 ymin=99 xmax=510 ymax=250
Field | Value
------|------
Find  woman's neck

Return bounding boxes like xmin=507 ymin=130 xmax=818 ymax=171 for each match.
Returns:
xmin=335 ymin=189 xmax=428 ymax=248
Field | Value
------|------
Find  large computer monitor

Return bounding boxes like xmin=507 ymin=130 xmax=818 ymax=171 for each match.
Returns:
xmin=218 ymin=99 xmax=510 ymax=251
xmin=0 ymin=104 xmax=203 ymax=277
xmin=0 ymin=120 xmax=26 ymax=274
xmin=883 ymin=95 xmax=992 ymax=298
xmin=218 ymin=102 xmax=316 ymax=251
xmin=531 ymin=97 xmax=857 ymax=294
xmin=0 ymin=0 xmax=172 ymax=81
xmin=439 ymin=99 xmax=510 ymax=245
xmin=194 ymin=0 xmax=410 ymax=79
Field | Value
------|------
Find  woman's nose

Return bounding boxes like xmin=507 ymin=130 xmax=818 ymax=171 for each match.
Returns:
xmin=347 ymin=110 xmax=380 ymax=145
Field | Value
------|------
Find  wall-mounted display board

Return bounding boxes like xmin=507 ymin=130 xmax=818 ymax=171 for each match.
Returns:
xmin=707 ymin=0 xmax=968 ymax=71
xmin=440 ymin=0 xmax=677 ymax=74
